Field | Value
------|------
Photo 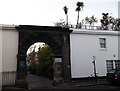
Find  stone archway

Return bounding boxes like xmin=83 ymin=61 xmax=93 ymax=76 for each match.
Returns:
xmin=16 ymin=25 xmax=72 ymax=82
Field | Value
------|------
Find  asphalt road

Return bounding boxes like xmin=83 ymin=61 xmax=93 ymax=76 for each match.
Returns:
xmin=2 ymin=84 xmax=120 ymax=91
xmin=28 ymin=84 xmax=120 ymax=91
xmin=26 ymin=74 xmax=53 ymax=89
xmin=2 ymin=74 xmax=120 ymax=91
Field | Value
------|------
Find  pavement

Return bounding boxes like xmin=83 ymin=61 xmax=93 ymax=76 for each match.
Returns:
xmin=54 ymin=78 xmax=110 ymax=89
xmin=2 ymin=74 xmax=110 ymax=90
xmin=26 ymin=74 xmax=53 ymax=89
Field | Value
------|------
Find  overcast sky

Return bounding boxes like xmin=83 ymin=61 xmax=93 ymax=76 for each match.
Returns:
xmin=0 ymin=0 xmax=119 ymax=26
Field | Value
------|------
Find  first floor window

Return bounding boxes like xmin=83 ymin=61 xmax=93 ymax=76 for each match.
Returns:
xmin=99 ymin=38 xmax=106 ymax=49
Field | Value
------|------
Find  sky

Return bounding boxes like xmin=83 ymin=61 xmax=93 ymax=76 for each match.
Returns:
xmin=0 ymin=0 xmax=119 ymax=26
xmin=27 ymin=42 xmax=45 ymax=55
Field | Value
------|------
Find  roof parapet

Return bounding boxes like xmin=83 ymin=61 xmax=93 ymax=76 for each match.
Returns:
xmin=70 ymin=28 xmax=120 ymax=36
xmin=0 ymin=24 xmax=17 ymax=30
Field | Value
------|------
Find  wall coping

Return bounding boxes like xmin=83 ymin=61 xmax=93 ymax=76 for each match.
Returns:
xmin=0 ymin=24 xmax=17 ymax=30
xmin=70 ymin=28 xmax=120 ymax=36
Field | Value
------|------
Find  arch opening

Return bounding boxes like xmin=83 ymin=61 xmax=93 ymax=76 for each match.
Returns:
xmin=26 ymin=42 xmax=54 ymax=80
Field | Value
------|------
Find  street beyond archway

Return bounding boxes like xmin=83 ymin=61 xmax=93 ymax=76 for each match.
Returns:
xmin=26 ymin=74 xmax=53 ymax=89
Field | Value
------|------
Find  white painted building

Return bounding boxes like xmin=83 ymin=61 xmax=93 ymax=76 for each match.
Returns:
xmin=0 ymin=25 xmax=18 ymax=86
xmin=70 ymin=28 xmax=120 ymax=78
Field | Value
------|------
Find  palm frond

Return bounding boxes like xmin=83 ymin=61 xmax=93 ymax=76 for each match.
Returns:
xmin=63 ymin=6 xmax=68 ymax=14
xmin=75 ymin=2 xmax=84 ymax=11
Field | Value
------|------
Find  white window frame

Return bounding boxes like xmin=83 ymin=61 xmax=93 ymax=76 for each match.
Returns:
xmin=99 ymin=37 xmax=107 ymax=51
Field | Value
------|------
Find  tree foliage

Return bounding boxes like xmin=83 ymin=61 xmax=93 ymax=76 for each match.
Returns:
xmin=54 ymin=19 xmax=66 ymax=27
xmin=28 ymin=44 xmax=54 ymax=79
xmin=37 ymin=44 xmax=54 ymax=78
xmin=100 ymin=13 xmax=120 ymax=30
xmin=100 ymin=13 xmax=109 ymax=30
xmin=108 ymin=17 xmax=120 ymax=30
xmin=63 ymin=6 xmax=68 ymax=14
xmin=85 ymin=15 xmax=98 ymax=26
xmin=29 ymin=60 xmax=39 ymax=74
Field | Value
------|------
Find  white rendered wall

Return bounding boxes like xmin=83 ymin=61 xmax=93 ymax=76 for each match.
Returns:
xmin=2 ymin=26 xmax=18 ymax=72
xmin=70 ymin=29 xmax=119 ymax=78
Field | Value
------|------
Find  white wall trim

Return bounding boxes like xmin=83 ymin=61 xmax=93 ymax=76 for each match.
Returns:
xmin=70 ymin=28 xmax=120 ymax=36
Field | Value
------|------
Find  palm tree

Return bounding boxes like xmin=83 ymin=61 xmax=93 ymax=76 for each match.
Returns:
xmin=75 ymin=2 xmax=84 ymax=26
xmin=63 ymin=6 xmax=68 ymax=26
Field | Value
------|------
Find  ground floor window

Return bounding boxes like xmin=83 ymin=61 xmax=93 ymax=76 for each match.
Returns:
xmin=106 ymin=60 xmax=120 ymax=72
xmin=115 ymin=60 xmax=120 ymax=69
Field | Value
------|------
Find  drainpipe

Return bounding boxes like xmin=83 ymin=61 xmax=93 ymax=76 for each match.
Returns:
xmin=92 ymin=56 xmax=97 ymax=83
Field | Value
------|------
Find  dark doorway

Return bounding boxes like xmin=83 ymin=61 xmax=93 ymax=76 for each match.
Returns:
xmin=16 ymin=25 xmax=72 ymax=82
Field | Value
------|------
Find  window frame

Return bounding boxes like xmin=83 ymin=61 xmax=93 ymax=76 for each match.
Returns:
xmin=106 ymin=60 xmax=120 ymax=72
xmin=99 ymin=37 xmax=107 ymax=51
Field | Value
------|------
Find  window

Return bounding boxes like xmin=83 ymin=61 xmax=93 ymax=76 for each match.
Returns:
xmin=106 ymin=60 xmax=120 ymax=72
xmin=115 ymin=60 xmax=120 ymax=69
xmin=99 ymin=38 xmax=106 ymax=49
xmin=106 ymin=60 xmax=113 ymax=72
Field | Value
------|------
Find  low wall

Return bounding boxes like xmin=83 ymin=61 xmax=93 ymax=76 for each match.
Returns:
xmin=2 ymin=71 xmax=16 ymax=86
